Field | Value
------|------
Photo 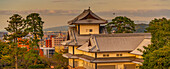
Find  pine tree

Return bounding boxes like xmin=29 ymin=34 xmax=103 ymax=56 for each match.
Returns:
xmin=25 ymin=13 xmax=44 ymax=50
xmin=3 ymin=14 xmax=27 ymax=69
xmin=25 ymin=13 xmax=44 ymax=65
xmin=106 ymin=16 xmax=136 ymax=33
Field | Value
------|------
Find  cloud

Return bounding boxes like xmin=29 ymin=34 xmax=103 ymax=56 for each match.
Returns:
xmin=138 ymin=0 xmax=168 ymax=1
xmin=2 ymin=9 xmax=170 ymax=17
xmin=0 ymin=9 xmax=170 ymax=22
xmin=97 ymin=9 xmax=170 ymax=18
xmin=153 ymin=4 xmax=169 ymax=7
xmin=51 ymin=0 xmax=65 ymax=2
xmin=160 ymin=0 xmax=168 ymax=1
xmin=0 ymin=9 xmax=81 ymax=16
xmin=95 ymin=9 xmax=170 ymax=23
xmin=51 ymin=0 xmax=84 ymax=2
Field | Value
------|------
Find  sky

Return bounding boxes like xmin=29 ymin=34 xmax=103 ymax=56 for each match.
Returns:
xmin=0 ymin=0 xmax=170 ymax=31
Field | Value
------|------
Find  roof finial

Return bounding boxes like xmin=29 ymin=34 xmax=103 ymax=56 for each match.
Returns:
xmin=88 ymin=7 xmax=90 ymax=10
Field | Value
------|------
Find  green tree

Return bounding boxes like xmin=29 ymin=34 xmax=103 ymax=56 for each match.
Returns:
xmin=3 ymin=14 xmax=28 ymax=69
xmin=25 ymin=13 xmax=44 ymax=65
xmin=142 ymin=44 xmax=170 ymax=69
xmin=143 ymin=18 xmax=170 ymax=54
xmin=1 ymin=13 xmax=46 ymax=68
xmin=0 ymin=41 xmax=8 ymax=58
xmin=140 ymin=18 xmax=170 ymax=69
xmin=25 ymin=13 xmax=44 ymax=51
xmin=106 ymin=16 xmax=136 ymax=33
xmin=0 ymin=41 xmax=11 ymax=67
xmin=41 ymin=52 xmax=68 ymax=69
xmin=20 ymin=48 xmax=41 ymax=68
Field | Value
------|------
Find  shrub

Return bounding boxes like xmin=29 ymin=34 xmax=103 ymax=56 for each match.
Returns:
xmin=28 ymin=64 xmax=45 ymax=68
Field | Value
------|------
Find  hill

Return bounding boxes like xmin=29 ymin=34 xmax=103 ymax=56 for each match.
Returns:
xmin=0 ymin=24 xmax=148 ymax=33
xmin=135 ymin=24 xmax=149 ymax=33
xmin=43 ymin=24 xmax=149 ymax=33
xmin=43 ymin=26 xmax=69 ymax=32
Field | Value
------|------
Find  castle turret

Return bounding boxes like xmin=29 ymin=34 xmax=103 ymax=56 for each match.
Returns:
xmin=68 ymin=8 xmax=107 ymax=35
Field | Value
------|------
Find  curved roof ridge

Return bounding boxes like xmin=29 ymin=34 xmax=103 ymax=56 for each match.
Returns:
xmin=68 ymin=9 xmax=107 ymax=25
xmin=92 ymin=36 xmax=100 ymax=51
xmin=88 ymin=9 xmax=106 ymax=21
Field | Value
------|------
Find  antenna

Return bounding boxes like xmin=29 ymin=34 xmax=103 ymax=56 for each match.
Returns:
xmin=113 ymin=13 xmax=115 ymax=15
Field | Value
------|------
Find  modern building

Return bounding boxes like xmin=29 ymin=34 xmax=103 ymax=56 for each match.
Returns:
xmin=52 ymin=33 xmax=66 ymax=52
xmin=40 ymin=35 xmax=55 ymax=58
xmin=46 ymin=38 xmax=52 ymax=48
xmin=43 ymin=31 xmax=67 ymax=39
xmin=62 ymin=8 xmax=151 ymax=69
xmin=40 ymin=32 xmax=67 ymax=57
xmin=40 ymin=47 xmax=55 ymax=58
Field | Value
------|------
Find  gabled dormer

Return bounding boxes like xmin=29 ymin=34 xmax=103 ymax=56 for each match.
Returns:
xmin=68 ymin=8 xmax=107 ymax=35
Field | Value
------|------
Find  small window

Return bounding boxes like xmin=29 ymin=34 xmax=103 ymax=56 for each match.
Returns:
xmin=89 ymin=29 xmax=93 ymax=32
xmin=107 ymin=54 xmax=109 ymax=57
xmin=103 ymin=54 xmax=109 ymax=57
xmin=120 ymin=54 xmax=122 ymax=56
xmin=116 ymin=54 xmax=119 ymax=56
xmin=103 ymin=54 xmax=106 ymax=57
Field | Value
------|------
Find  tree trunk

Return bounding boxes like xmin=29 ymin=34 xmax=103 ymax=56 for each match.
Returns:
xmin=34 ymin=33 xmax=38 ymax=65
xmin=34 ymin=59 xmax=37 ymax=65
xmin=14 ymin=38 xmax=18 ymax=69
xmin=14 ymin=22 xmax=18 ymax=69
xmin=15 ymin=55 xmax=18 ymax=69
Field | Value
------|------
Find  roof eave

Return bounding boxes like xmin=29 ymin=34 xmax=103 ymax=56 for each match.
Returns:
xmin=130 ymin=52 xmax=143 ymax=56
xmin=89 ymin=50 xmax=132 ymax=53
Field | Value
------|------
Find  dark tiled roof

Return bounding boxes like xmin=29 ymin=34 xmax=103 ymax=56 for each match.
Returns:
xmin=94 ymin=36 xmax=144 ymax=52
xmin=130 ymin=39 xmax=151 ymax=55
xmin=77 ymin=33 xmax=151 ymax=53
xmin=62 ymin=28 xmax=151 ymax=54
xmin=61 ymin=29 xmax=91 ymax=46
xmin=68 ymin=9 xmax=107 ymax=25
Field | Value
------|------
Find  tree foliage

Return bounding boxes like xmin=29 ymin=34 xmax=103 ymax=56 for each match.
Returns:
xmin=1 ymin=13 xmax=45 ymax=68
xmin=4 ymin=14 xmax=27 ymax=41
xmin=141 ymin=18 xmax=170 ymax=69
xmin=3 ymin=14 xmax=28 ymax=69
xmin=0 ymin=41 xmax=8 ymax=58
xmin=106 ymin=16 xmax=136 ymax=33
xmin=0 ymin=41 xmax=11 ymax=67
xmin=41 ymin=52 xmax=68 ymax=69
xmin=24 ymin=13 xmax=44 ymax=65
xmin=25 ymin=13 xmax=44 ymax=49
xmin=0 ymin=13 xmax=69 ymax=69
xmin=20 ymin=48 xmax=41 ymax=68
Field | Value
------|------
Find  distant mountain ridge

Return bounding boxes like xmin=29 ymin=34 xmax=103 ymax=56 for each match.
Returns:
xmin=0 ymin=26 xmax=69 ymax=32
xmin=135 ymin=24 xmax=149 ymax=33
xmin=43 ymin=24 xmax=149 ymax=33
xmin=0 ymin=24 xmax=149 ymax=33
xmin=43 ymin=26 xmax=69 ymax=32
